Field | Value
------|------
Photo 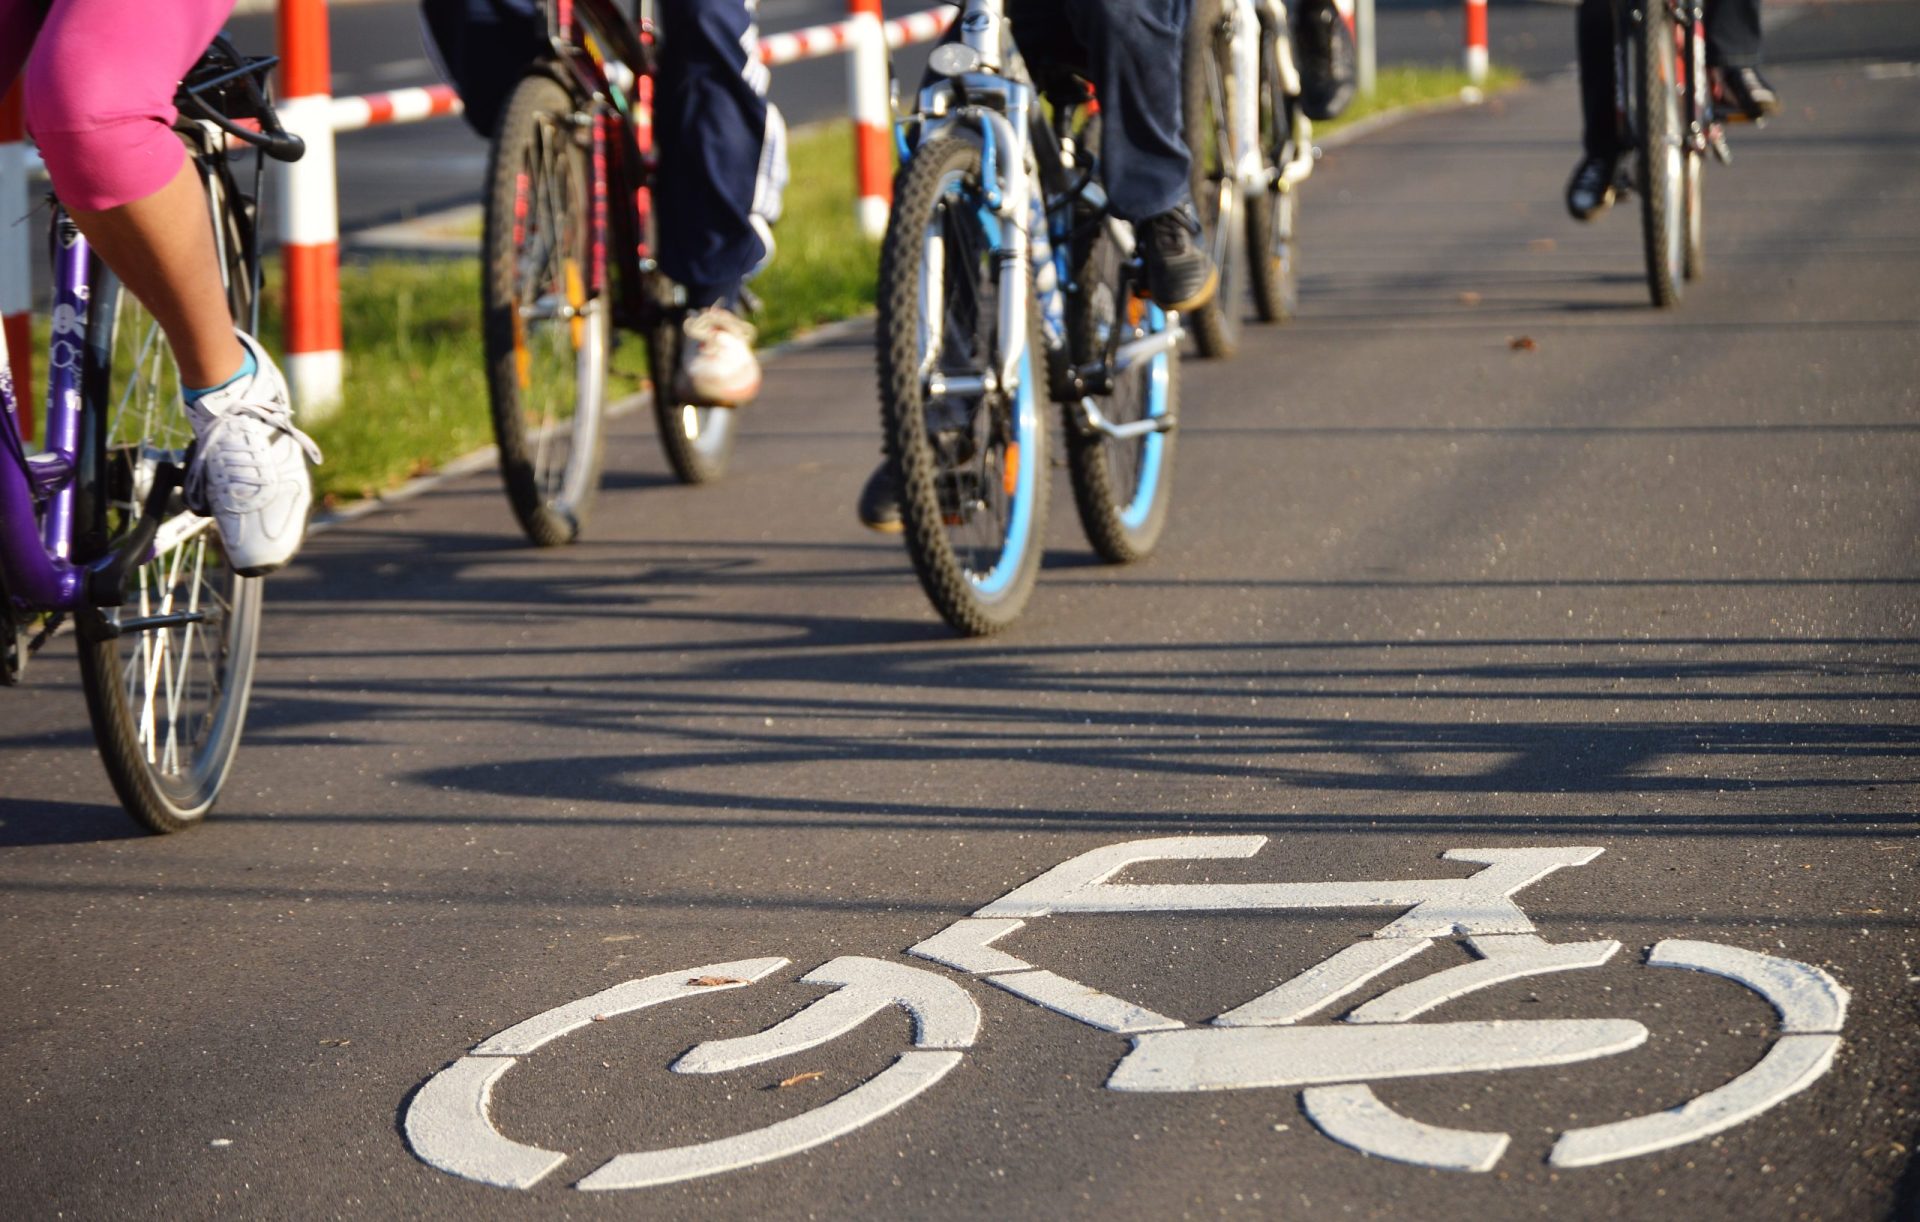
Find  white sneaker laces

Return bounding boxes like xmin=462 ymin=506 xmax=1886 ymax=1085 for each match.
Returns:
xmin=185 ymin=397 xmax=324 ymax=515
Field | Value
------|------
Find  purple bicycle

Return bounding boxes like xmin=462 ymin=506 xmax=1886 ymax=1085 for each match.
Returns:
xmin=0 ymin=36 xmax=303 ymax=833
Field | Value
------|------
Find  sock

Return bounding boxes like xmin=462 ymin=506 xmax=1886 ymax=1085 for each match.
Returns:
xmin=183 ymin=347 xmax=257 ymax=406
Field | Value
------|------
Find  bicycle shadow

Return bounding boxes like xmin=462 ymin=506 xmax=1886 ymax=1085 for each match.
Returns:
xmin=0 ymin=796 xmax=146 ymax=846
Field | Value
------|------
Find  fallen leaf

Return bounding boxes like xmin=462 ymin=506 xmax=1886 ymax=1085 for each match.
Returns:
xmin=1528 ymin=238 xmax=1557 ymax=253
xmin=778 ymin=1071 xmax=826 ymax=1089
xmin=689 ymin=975 xmax=748 ymax=987
xmin=1509 ymin=336 xmax=1537 ymax=351
xmin=591 ymin=1013 xmax=610 ymax=1022
xmin=1457 ymin=291 xmax=1482 ymax=307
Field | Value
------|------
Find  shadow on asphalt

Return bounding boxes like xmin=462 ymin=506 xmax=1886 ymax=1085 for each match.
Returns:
xmin=0 ymin=797 xmax=147 ymax=846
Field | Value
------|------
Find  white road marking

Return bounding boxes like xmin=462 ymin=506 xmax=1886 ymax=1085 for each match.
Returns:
xmin=471 ymin=958 xmax=788 ymax=1056
xmin=1212 ymin=939 xmax=1434 ymax=1027
xmin=574 ymin=1050 xmax=964 ymax=1191
xmin=1302 ymin=1083 xmax=1511 ymax=1173
xmin=1107 ymin=1019 xmax=1649 ymax=1092
xmin=404 ymin=1056 xmax=569 ymax=1190
xmin=908 ymin=918 xmax=1033 ymax=974
xmin=1347 ymin=935 xmax=1621 ymax=1024
xmin=974 ymin=838 xmax=1606 ymax=939
xmin=1548 ymin=1034 xmax=1842 ymax=1168
xmin=674 ymin=957 xmax=980 ymax=1074
xmin=985 ymin=970 xmax=1184 ymax=1034
xmin=1647 ymin=939 xmax=1850 ymax=1033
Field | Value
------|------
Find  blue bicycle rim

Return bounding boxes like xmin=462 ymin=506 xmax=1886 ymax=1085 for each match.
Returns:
xmin=966 ymin=203 xmax=1038 ymax=600
xmin=1119 ymin=301 xmax=1171 ymax=531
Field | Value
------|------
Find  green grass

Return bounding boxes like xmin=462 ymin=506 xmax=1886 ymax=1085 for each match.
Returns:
xmin=13 ymin=69 xmax=1514 ymax=503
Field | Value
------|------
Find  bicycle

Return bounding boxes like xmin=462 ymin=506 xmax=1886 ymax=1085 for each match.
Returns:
xmin=1611 ymin=0 xmax=1722 ymax=306
xmin=481 ymin=0 xmax=737 ymax=549
xmin=874 ymin=0 xmax=1185 ymax=635
xmin=0 ymin=37 xmax=304 ymax=833
xmin=1183 ymin=0 xmax=1321 ymax=357
xmin=404 ymin=835 xmax=1849 ymax=1188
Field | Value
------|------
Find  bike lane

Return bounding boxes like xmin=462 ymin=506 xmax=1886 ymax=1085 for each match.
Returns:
xmin=1 ymin=3 xmax=1917 ymax=1217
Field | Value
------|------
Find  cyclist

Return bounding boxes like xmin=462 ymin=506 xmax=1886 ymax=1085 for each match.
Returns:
xmin=423 ymin=0 xmax=785 ymax=407
xmin=856 ymin=0 xmax=1220 ymax=533
xmin=1567 ymin=0 xmax=1780 ymax=220
xmin=1 ymin=0 xmax=321 ymax=576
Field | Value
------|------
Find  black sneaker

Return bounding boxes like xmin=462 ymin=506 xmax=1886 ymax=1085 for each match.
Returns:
xmin=1565 ymin=154 xmax=1617 ymax=222
xmin=1142 ymin=203 xmax=1219 ymax=312
xmin=1718 ymin=66 xmax=1780 ymax=122
xmin=857 ymin=460 xmax=903 ymax=533
xmin=1295 ymin=0 xmax=1357 ymax=122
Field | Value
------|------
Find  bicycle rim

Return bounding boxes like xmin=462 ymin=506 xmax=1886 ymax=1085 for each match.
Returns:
xmin=78 ymin=267 xmax=260 ymax=834
xmin=484 ymin=75 xmax=609 ymax=546
xmin=1249 ymin=35 xmax=1300 ymax=324
xmin=1184 ymin=0 xmax=1243 ymax=357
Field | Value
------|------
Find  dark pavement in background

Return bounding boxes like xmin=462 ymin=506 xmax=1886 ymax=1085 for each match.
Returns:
xmin=3 ymin=2 xmax=1919 ymax=1218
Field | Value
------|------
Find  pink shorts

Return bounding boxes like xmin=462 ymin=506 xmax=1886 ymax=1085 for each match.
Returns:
xmin=2 ymin=0 xmax=235 ymax=211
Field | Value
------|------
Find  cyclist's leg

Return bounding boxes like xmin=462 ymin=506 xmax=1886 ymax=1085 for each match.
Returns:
xmin=1567 ymin=0 xmax=1622 ymax=220
xmin=1705 ymin=0 xmax=1777 ymax=118
xmin=24 ymin=0 xmax=318 ymax=574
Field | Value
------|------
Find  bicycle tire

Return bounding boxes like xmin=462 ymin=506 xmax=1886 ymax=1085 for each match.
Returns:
xmin=1183 ymin=0 xmax=1243 ymax=358
xmin=1247 ymin=29 xmax=1300 ymax=324
xmin=1681 ymin=15 xmax=1706 ymax=282
xmin=76 ymin=167 xmax=262 ymax=834
xmin=482 ymin=73 xmax=610 ymax=547
xmin=877 ymin=132 xmax=1049 ymax=636
xmin=1064 ymin=220 xmax=1181 ymax=564
xmin=1636 ymin=0 xmax=1685 ymax=307
xmin=644 ymin=281 xmax=739 ymax=485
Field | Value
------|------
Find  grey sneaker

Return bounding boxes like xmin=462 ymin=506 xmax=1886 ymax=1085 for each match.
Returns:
xmin=1143 ymin=202 xmax=1220 ymax=311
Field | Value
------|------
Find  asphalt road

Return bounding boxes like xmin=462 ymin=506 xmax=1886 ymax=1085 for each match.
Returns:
xmin=3 ymin=2 xmax=1919 ymax=1218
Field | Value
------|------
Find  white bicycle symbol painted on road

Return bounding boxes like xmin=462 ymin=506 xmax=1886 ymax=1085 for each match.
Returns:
xmin=403 ymin=837 xmax=1848 ymax=1190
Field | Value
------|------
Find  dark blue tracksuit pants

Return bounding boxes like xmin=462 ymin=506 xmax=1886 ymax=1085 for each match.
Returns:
xmin=423 ymin=0 xmax=770 ymax=307
xmin=1004 ymin=0 xmax=1194 ymax=222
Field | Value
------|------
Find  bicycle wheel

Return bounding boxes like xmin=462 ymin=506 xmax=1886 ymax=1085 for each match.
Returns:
xmin=1681 ymin=14 xmax=1706 ymax=281
xmin=1064 ymin=218 xmax=1180 ymax=564
xmin=1248 ymin=29 xmax=1300 ymax=324
xmin=876 ymin=132 xmax=1049 ymax=636
xmin=76 ymin=171 xmax=261 ymax=834
xmin=644 ymin=281 xmax=738 ymax=485
xmin=1183 ymin=0 xmax=1243 ymax=358
xmin=1636 ymin=0 xmax=1685 ymax=307
xmin=482 ymin=73 xmax=610 ymax=547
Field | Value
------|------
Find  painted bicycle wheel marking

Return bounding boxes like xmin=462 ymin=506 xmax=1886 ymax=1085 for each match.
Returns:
xmin=402 ymin=836 xmax=1848 ymax=1189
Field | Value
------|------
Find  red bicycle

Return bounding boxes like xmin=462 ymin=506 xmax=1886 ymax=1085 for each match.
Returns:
xmin=481 ymin=0 xmax=735 ymax=548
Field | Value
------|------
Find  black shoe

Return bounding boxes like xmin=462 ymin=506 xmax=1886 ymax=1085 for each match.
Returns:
xmin=1565 ymin=154 xmax=1618 ymax=222
xmin=1142 ymin=203 xmax=1219 ymax=312
xmin=1295 ymin=0 xmax=1357 ymax=122
xmin=857 ymin=460 xmax=903 ymax=533
xmin=1718 ymin=66 xmax=1780 ymax=122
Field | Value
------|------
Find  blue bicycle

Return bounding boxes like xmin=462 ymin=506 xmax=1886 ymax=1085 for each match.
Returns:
xmin=0 ymin=37 xmax=302 ymax=832
xmin=875 ymin=0 xmax=1182 ymax=635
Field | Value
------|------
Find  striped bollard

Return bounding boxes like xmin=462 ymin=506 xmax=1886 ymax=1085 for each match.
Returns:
xmin=848 ymin=0 xmax=891 ymax=239
xmin=0 ymin=82 xmax=31 ymax=443
xmin=278 ymin=0 xmax=343 ymax=421
xmin=1464 ymin=0 xmax=1489 ymax=85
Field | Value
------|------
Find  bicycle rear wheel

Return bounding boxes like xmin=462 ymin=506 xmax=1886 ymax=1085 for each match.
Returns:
xmin=1064 ymin=220 xmax=1180 ymax=564
xmin=644 ymin=282 xmax=739 ymax=485
xmin=76 ymin=172 xmax=262 ymax=834
xmin=877 ymin=132 xmax=1048 ymax=636
xmin=1248 ymin=29 xmax=1300 ymax=324
xmin=1636 ymin=0 xmax=1685 ymax=307
xmin=1183 ymin=0 xmax=1244 ymax=358
xmin=482 ymin=73 xmax=610 ymax=546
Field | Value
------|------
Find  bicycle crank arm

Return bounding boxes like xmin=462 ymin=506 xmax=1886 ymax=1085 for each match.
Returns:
xmin=1077 ymin=397 xmax=1178 ymax=441
xmin=1112 ymin=328 xmax=1182 ymax=374
xmin=85 ymin=460 xmax=187 ymax=608
xmin=1107 ymin=1018 xmax=1648 ymax=1092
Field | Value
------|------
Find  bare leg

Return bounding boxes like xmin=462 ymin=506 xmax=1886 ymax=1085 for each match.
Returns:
xmin=66 ymin=158 xmax=244 ymax=389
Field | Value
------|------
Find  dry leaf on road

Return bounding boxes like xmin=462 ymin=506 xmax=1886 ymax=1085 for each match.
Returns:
xmin=777 ymin=1071 xmax=826 ymax=1089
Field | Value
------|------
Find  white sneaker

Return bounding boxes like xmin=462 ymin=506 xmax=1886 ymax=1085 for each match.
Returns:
xmin=183 ymin=331 xmax=323 ymax=577
xmin=680 ymin=306 xmax=762 ymax=407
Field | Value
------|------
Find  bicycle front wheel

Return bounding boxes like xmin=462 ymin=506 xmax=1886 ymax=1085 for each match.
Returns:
xmin=76 ymin=174 xmax=261 ymax=834
xmin=876 ymin=132 xmax=1049 ymax=636
xmin=1248 ymin=30 xmax=1301 ymax=323
xmin=482 ymin=73 xmax=610 ymax=546
xmin=1636 ymin=0 xmax=1685 ymax=307
xmin=1183 ymin=0 xmax=1244 ymax=358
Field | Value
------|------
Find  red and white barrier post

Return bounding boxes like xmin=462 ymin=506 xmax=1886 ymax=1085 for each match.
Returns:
xmin=0 ymin=82 xmax=31 ymax=443
xmin=1464 ymin=0 xmax=1489 ymax=86
xmin=847 ymin=0 xmax=892 ymax=239
xmin=277 ymin=0 xmax=343 ymax=420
